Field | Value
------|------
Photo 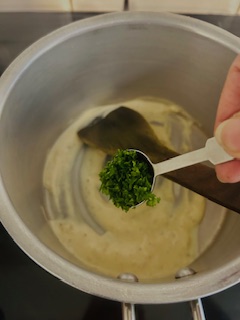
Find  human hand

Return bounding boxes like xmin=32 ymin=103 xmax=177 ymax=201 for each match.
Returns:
xmin=214 ymin=54 xmax=240 ymax=183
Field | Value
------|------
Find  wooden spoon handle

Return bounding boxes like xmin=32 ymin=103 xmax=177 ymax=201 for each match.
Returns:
xmin=164 ymin=162 xmax=240 ymax=214
xmin=150 ymin=144 xmax=240 ymax=214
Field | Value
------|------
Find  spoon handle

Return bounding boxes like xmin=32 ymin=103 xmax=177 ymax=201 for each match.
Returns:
xmin=154 ymin=137 xmax=233 ymax=176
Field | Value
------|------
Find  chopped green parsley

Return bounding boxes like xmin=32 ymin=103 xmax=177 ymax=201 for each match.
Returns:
xmin=99 ymin=150 xmax=160 ymax=212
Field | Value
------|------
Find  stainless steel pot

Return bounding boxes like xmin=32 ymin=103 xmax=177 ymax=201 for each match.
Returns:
xmin=0 ymin=12 xmax=240 ymax=313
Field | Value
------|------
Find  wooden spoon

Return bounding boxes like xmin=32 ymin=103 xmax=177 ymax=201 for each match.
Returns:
xmin=78 ymin=106 xmax=240 ymax=214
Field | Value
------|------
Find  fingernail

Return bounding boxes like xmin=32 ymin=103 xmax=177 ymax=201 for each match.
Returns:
xmin=215 ymin=121 xmax=225 ymax=145
xmin=215 ymin=118 xmax=240 ymax=155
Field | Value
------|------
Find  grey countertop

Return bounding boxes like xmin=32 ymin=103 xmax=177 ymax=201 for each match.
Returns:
xmin=0 ymin=12 xmax=240 ymax=320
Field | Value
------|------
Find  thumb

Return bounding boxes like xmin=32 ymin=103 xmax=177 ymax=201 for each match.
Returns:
xmin=215 ymin=113 xmax=240 ymax=159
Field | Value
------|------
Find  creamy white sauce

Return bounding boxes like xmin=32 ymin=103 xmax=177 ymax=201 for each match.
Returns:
xmin=43 ymin=98 xmax=206 ymax=281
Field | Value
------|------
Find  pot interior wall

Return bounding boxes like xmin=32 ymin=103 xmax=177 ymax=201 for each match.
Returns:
xmin=0 ymin=18 xmax=240 ymax=283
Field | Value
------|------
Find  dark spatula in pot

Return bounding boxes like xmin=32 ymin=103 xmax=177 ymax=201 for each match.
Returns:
xmin=78 ymin=106 xmax=240 ymax=214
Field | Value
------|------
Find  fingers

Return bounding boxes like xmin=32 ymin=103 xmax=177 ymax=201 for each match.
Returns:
xmin=214 ymin=55 xmax=240 ymax=183
xmin=215 ymin=113 xmax=240 ymax=159
xmin=215 ymin=55 xmax=240 ymax=129
xmin=215 ymin=161 xmax=240 ymax=183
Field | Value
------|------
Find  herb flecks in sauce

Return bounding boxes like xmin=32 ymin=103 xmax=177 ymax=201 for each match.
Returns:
xmin=99 ymin=149 xmax=160 ymax=212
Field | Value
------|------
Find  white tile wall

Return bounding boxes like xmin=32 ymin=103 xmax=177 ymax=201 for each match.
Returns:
xmin=0 ymin=0 xmax=72 ymax=12
xmin=72 ymin=0 xmax=124 ymax=12
xmin=129 ymin=0 xmax=240 ymax=14
xmin=0 ymin=0 xmax=239 ymax=14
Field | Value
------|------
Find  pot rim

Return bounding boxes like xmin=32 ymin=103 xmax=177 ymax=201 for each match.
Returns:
xmin=0 ymin=12 xmax=240 ymax=304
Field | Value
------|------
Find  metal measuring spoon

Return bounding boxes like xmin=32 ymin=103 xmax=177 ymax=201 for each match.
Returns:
xmin=132 ymin=137 xmax=233 ymax=204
